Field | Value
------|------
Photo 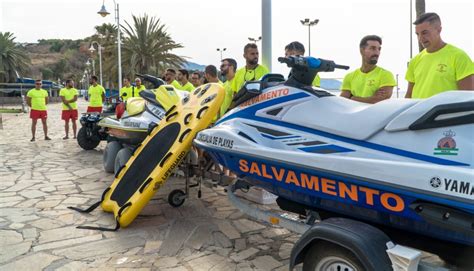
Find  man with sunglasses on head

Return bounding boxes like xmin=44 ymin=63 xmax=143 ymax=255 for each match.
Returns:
xmin=26 ymin=79 xmax=51 ymax=141
xmin=232 ymin=43 xmax=269 ymax=93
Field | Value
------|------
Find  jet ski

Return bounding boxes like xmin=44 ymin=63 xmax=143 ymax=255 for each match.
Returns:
xmin=98 ymin=75 xmax=189 ymax=145
xmin=97 ymin=74 xmax=189 ymax=174
xmin=194 ymin=56 xmax=474 ymax=249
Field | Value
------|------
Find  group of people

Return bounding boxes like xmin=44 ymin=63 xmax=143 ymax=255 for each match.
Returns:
xmin=26 ymin=12 xmax=473 ymax=142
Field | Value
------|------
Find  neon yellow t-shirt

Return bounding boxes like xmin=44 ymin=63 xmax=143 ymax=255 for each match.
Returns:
xmin=313 ymin=74 xmax=321 ymax=87
xmin=134 ymin=85 xmax=146 ymax=97
xmin=120 ymin=85 xmax=133 ymax=101
xmin=179 ymin=82 xmax=195 ymax=92
xmin=88 ymin=84 xmax=105 ymax=107
xmin=59 ymin=87 xmax=78 ymax=110
xmin=27 ymin=88 xmax=48 ymax=111
xmin=406 ymin=44 xmax=474 ymax=99
xmin=232 ymin=65 xmax=269 ymax=93
xmin=220 ymin=78 xmax=235 ymax=116
xmin=171 ymin=80 xmax=182 ymax=89
xmin=341 ymin=66 xmax=396 ymax=98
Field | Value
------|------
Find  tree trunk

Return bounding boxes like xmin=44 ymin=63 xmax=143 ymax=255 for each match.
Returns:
xmin=416 ymin=0 xmax=426 ymax=52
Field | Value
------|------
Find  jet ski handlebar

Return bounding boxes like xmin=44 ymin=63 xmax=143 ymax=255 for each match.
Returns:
xmin=278 ymin=56 xmax=349 ymax=72
xmin=135 ymin=73 xmax=166 ymax=88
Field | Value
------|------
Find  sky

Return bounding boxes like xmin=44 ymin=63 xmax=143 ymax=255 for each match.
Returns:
xmin=1 ymin=0 xmax=473 ymax=89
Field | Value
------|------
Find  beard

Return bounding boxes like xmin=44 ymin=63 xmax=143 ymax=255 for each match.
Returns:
xmin=368 ymin=59 xmax=378 ymax=65
xmin=248 ymin=58 xmax=258 ymax=65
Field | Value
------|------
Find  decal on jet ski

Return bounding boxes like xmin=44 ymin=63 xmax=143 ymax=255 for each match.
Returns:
xmin=433 ymin=130 xmax=458 ymax=156
xmin=123 ymin=121 xmax=142 ymax=128
xmin=443 ymin=178 xmax=473 ymax=196
xmin=299 ymin=144 xmax=354 ymax=154
xmin=196 ymin=134 xmax=233 ymax=149
xmin=239 ymin=88 xmax=289 ymax=108
xmin=239 ymin=159 xmax=405 ymax=213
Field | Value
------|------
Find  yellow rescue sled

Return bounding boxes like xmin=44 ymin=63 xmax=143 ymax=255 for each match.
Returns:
xmin=69 ymin=83 xmax=224 ymax=230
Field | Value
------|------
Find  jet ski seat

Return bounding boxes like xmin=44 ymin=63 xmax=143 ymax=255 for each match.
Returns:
xmin=285 ymin=97 xmax=420 ymax=140
xmin=140 ymin=89 xmax=161 ymax=106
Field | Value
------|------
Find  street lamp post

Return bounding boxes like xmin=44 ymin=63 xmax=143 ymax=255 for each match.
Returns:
xmin=216 ymin=48 xmax=226 ymax=61
xmin=248 ymin=36 xmax=262 ymax=43
xmin=98 ymin=0 xmax=122 ymax=89
xmin=86 ymin=58 xmax=95 ymax=78
xmin=300 ymin=18 xmax=319 ymax=56
xmin=89 ymin=41 xmax=103 ymax=86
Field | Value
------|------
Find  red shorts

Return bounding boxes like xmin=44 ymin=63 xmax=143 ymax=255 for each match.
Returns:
xmin=61 ymin=109 xmax=78 ymax=121
xmin=87 ymin=106 xmax=103 ymax=113
xmin=30 ymin=110 xmax=47 ymax=120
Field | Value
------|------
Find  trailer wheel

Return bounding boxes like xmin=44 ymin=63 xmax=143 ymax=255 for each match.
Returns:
xmin=168 ymin=189 xmax=186 ymax=207
xmin=303 ymin=241 xmax=364 ymax=271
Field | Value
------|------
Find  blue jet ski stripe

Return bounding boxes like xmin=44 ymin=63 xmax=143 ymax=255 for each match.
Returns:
xmin=217 ymin=93 xmax=469 ymax=166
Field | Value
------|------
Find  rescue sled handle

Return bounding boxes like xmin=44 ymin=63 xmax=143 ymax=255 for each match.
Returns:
xmin=277 ymin=56 xmax=350 ymax=72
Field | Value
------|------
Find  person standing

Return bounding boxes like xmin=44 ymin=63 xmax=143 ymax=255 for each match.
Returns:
xmin=87 ymin=75 xmax=105 ymax=113
xmin=26 ymin=79 xmax=50 ymax=141
xmin=284 ymin=41 xmax=321 ymax=87
xmin=177 ymin=69 xmax=195 ymax=92
xmin=59 ymin=79 xmax=78 ymax=139
xmin=405 ymin=12 xmax=474 ymax=98
xmin=164 ymin=69 xmax=182 ymax=89
xmin=232 ymin=43 xmax=269 ymax=92
xmin=119 ymin=77 xmax=132 ymax=101
xmin=133 ymin=78 xmax=146 ymax=97
xmin=220 ymin=58 xmax=238 ymax=116
xmin=204 ymin=65 xmax=223 ymax=85
xmin=190 ymin=72 xmax=203 ymax=88
xmin=340 ymin=35 xmax=396 ymax=104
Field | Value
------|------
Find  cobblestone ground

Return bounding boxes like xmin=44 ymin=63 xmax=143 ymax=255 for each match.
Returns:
xmin=0 ymin=99 xmax=445 ymax=271
xmin=0 ymin=99 xmax=302 ymax=271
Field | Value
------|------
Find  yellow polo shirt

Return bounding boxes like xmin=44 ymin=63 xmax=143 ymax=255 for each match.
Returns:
xmin=179 ymin=82 xmax=195 ymax=92
xmin=59 ymin=87 xmax=78 ymax=110
xmin=27 ymin=88 xmax=48 ymax=111
xmin=120 ymin=85 xmax=133 ymax=101
xmin=341 ymin=66 xmax=396 ymax=97
xmin=232 ymin=65 xmax=269 ymax=93
xmin=171 ymin=80 xmax=182 ymax=90
xmin=88 ymin=84 xmax=105 ymax=107
xmin=406 ymin=44 xmax=474 ymax=98
xmin=134 ymin=85 xmax=146 ymax=97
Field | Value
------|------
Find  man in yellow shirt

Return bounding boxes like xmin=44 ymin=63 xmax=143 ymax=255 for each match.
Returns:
xmin=133 ymin=78 xmax=146 ymax=97
xmin=87 ymin=75 xmax=105 ymax=113
xmin=177 ymin=69 xmax=195 ymax=92
xmin=26 ymin=79 xmax=50 ymax=141
xmin=59 ymin=79 xmax=78 ymax=139
xmin=284 ymin=41 xmax=321 ymax=87
xmin=164 ymin=69 xmax=182 ymax=89
xmin=204 ymin=65 xmax=223 ymax=85
xmin=232 ymin=43 xmax=269 ymax=93
xmin=405 ymin=12 xmax=474 ymax=98
xmin=119 ymin=77 xmax=133 ymax=101
xmin=341 ymin=35 xmax=396 ymax=104
xmin=190 ymin=72 xmax=203 ymax=88
xmin=219 ymin=58 xmax=238 ymax=116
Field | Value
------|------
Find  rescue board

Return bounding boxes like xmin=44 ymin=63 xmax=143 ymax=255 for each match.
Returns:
xmin=69 ymin=83 xmax=224 ymax=230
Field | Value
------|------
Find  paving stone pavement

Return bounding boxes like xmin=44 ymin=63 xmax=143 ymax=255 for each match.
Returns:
xmin=0 ymin=100 xmax=447 ymax=270
xmin=0 ymin=100 xmax=304 ymax=271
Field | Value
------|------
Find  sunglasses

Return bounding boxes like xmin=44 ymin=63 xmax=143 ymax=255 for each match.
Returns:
xmin=35 ymin=83 xmax=42 ymax=85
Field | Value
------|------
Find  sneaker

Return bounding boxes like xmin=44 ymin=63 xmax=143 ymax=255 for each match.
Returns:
xmin=30 ymin=138 xmax=35 ymax=142
xmin=45 ymin=136 xmax=51 ymax=140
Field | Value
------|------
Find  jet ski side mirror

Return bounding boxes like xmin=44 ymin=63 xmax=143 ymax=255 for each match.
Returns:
xmin=228 ymin=81 xmax=262 ymax=110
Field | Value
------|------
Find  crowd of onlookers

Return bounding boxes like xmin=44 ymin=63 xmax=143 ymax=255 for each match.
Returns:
xmin=25 ymin=12 xmax=473 ymax=142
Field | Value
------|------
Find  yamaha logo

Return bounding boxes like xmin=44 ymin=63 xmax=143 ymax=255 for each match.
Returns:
xmin=430 ymin=177 xmax=442 ymax=188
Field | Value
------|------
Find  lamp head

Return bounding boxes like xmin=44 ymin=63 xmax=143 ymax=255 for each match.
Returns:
xmin=98 ymin=5 xmax=110 ymax=17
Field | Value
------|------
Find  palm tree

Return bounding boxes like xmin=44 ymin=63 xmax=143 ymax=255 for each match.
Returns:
xmin=0 ymin=32 xmax=30 ymax=83
xmin=121 ymin=14 xmax=185 ymax=77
